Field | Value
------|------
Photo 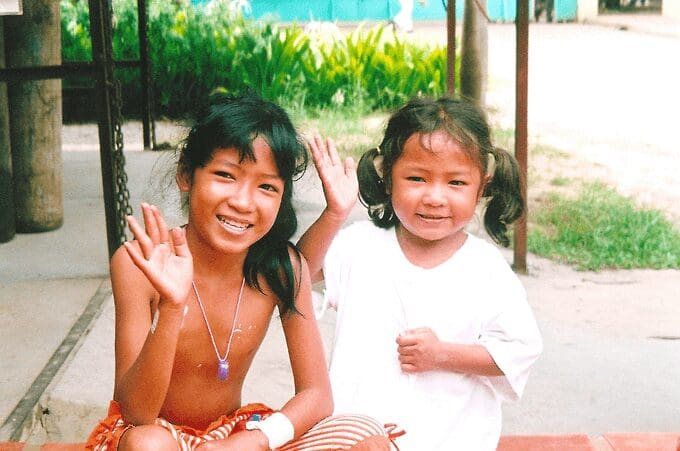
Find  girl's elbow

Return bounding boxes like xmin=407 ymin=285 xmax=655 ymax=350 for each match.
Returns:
xmin=120 ymin=405 xmax=156 ymax=427
xmin=116 ymin=392 xmax=158 ymax=426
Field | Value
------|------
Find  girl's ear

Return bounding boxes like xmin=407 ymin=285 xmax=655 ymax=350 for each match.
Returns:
xmin=176 ymin=169 xmax=191 ymax=193
xmin=478 ymin=174 xmax=492 ymax=201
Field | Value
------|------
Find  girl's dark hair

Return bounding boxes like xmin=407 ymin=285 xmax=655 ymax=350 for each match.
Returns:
xmin=357 ymin=96 xmax=524 ymax=247
xmin=178 ymin=91 xmax=308 ymax=314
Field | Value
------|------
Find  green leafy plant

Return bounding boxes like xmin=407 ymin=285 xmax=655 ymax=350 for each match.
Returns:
xmin=60 ymin=0 xmax=450 ymax=118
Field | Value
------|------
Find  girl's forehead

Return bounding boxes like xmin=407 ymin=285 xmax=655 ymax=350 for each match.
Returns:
xmin=210 ymin=138 xmax=281 ymax=175
xmin=402 ymin=131 xmax=469 ymax=159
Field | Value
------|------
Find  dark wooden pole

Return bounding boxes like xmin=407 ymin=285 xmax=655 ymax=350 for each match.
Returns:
xmin=137 ymin=0 xmax=154 ymax=150
xmin=446 ymin=0 xmax=457 ymax=95
xmin=5 ymin=0 xmax=63 ymax=233
xmin=0 ymin=20 xmax=16 ymax=242
xmin=513 ymin=0 xmax=529 ymax=273
xmin=89 ymin=0 xmax=121 ymax=258
xmin=460 ymin=0 xmax=488 ymax=106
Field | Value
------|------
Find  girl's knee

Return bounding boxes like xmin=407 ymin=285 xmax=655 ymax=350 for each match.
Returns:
xmin=117 ymin=424 xmax=176 ymax=451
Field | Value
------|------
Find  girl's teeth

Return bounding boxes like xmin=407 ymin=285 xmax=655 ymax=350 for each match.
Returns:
xmin=219 ymin=217 xmax=248 ymax=230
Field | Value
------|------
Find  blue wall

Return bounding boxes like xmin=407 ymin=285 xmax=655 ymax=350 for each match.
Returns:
xmin=248 ymin=0 xmax=463 ymax=22
xmin=244 ymin=0 xmax=576 ymax=22
xmin=194 ymin=0 xmax=575 ymax=23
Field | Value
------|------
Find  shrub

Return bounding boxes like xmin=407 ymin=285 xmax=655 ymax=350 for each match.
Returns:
xmin=60 ymin=0 xmax=450 ymax=118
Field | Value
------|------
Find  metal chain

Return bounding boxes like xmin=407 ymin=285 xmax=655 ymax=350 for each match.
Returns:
xmin=112 ymin=77 xmax=133 ymax=244
xmin=106 ymin=0 xmax=133 ymax=245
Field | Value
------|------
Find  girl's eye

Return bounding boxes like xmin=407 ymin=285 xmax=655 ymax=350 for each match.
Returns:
xmin=449 ymin=180 xmax=465 ymax=186
xmin=260 ymin=184 xmax=279 ymax=193
xmin=215 ymin=171 xmax=234 ymax=179
xmin=406 ymin=176 xmax=424 ymax=182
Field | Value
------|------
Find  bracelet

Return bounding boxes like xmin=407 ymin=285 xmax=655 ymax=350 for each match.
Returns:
xmin=246 ymin=412 xmax=295 ymax=449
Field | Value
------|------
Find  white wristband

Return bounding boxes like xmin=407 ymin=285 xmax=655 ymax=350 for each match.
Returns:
xmin=246 ymin=412 xmax=295 ymax=449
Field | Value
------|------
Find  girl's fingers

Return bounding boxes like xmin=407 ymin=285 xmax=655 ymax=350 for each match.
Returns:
xmin=311 ymin=134 xmax=328 ymax=166
xmin=126 ymin=215 xmax=154 ymax=259
xmin=152 ymin=205 xmax=171 ymax=245
xmin=123 ymin=240 xmax=148 ymax=272
xmin=344 ymin=157 xmax=356 ymax=177
xmin=326 ymin=137 xmax=341 ymax=166
xmin=142 ymin=203 xmax=161 ymax=244
xmin=171 ymin=227 xmax=191 ymax=258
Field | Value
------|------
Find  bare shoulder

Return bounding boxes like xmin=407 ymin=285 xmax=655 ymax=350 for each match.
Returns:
xmin=110 ymin=242 xmax=157 ymax=310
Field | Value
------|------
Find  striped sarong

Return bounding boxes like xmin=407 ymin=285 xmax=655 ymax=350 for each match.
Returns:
xmin=86 ymin=400 xmax=400 ymax=450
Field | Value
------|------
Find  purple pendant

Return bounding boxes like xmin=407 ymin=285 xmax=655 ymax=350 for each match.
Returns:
xmin=218 ymin=358 xmax=229 ymax=381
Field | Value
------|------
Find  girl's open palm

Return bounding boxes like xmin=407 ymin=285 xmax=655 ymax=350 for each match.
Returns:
xmin=123 ymin=203 xmax=193 ymax=310
xmin=308 ymin=133 xmax=358 ymax=220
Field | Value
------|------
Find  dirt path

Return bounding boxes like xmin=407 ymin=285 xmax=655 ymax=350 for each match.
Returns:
xmin=485 ymin=23 xmax=680 ymax=224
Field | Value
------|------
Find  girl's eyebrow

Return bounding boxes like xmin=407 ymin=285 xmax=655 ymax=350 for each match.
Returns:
xmin=211 ymin=158 xmax=282 ymax=180
xmin=401 ymin=161 xmax=469 ymax=173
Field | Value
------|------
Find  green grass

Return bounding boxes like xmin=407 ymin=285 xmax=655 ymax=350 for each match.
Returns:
xmin=528 ymin=183 xmax=680 ymax=270
xmin=290 ymin=106 xmax=387 ymax=157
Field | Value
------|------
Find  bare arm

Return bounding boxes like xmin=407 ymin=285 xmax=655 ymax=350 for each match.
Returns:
xmin=396 ymin=327 xmax=504 ymax=376
xmin=279 ymin=253 xmax=334 ymax=434
xmin=112 ymin=203 xmax=193 ymax=425
xmin=297 ymin=134 xmax=358 ymax=283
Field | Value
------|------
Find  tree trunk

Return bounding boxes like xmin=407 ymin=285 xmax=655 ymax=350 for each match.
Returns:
xmin=460 ymin=0 xmax=488 ymax=107
xmin=5 ymin=1 xmax=63 ymax=232
xmin=0 ymin=19 xmax=16 ymax=242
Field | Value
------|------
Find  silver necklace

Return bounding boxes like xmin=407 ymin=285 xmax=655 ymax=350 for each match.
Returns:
xmin=192 ymin=277 xmax=245 ymax=381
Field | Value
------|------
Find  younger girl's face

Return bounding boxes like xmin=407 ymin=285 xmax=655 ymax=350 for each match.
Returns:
xmin=390 ymin=130 xmax=487 ymax=253
xmin=178 ymin=136 xmax=284 ymax=256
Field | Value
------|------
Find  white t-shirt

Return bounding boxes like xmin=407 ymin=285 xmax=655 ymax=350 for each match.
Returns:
xmin=323 ymin=221 xmax=543 ymax=451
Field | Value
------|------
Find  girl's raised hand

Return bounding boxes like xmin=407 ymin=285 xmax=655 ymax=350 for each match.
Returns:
xmin=308 ymin=133 xmax=358 ymax=221
xmin=123 ymin=203 xmax=193 ymax=311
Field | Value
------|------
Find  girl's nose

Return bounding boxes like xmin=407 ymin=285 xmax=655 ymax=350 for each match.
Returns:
xmin=422 ymin=184 xmax=445 ymax=206
xmin=228 ymin=185 xmax=255 ymax=212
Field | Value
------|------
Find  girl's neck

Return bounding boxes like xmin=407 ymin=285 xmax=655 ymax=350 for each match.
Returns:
xmin=395 ymin=225 xmax=468 ymax=269
xmin=185 ymin=225 xmax=247 ymax=280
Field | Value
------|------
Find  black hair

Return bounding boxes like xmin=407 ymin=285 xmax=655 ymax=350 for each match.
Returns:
xmin=357 ymin=96 xmax=524 ymax=247
xmin=178 ymin=91 xmax=308 ymax=314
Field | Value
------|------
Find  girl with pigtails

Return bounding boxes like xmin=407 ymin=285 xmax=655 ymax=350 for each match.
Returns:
xmin=298 ymin=96 xmax=543 ymax=451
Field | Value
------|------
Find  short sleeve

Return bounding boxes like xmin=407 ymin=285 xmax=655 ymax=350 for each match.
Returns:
xmin=479 ymin=280 xmax=543 ymax=402
xmin=322 ymin=224 xmax=352 ymax=311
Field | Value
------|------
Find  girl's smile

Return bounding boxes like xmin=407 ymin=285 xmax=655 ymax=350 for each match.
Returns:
xmin=179 ymin=137 xmax=284 ymax=257
xmin=390 ymin=130 xmax=487 ymax=266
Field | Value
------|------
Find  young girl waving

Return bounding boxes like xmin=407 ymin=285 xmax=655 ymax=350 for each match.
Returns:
xmin=299 ymin=97 xmax=543 ymax=451
xmin=86 ymin=92 xmax=394 ymax=450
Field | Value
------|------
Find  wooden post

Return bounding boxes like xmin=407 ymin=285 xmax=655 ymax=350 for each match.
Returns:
xmin=137 ymin=0 xmax=154 ymax=150
xmin=513 ymin=0 xmax=529 ymax=273
xmin=460 ymin=0 xmax=488 ymax=107
xmin=0 ymin=19 xmax=17 ymax=242
xmin=446 ymin=0 xmax=457 ymax=95
xmin=4 ymin=0 xmax=63 ymax=232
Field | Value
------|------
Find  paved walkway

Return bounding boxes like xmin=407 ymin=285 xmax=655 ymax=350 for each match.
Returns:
xmin=1 ymin=15 xmax=679 ymax=445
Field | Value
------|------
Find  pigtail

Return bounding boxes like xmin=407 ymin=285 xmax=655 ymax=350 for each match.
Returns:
xmin=482 ymin=147 xmax=525 ymax=247
xmin=357 ymin=147 xmax=396 ymax=228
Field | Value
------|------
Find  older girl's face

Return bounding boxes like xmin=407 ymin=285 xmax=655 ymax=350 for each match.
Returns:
xmin=390 ymin=131 xmax=487 ymax=259
xmin=178 ymin=136 xmax=284 ymax=257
